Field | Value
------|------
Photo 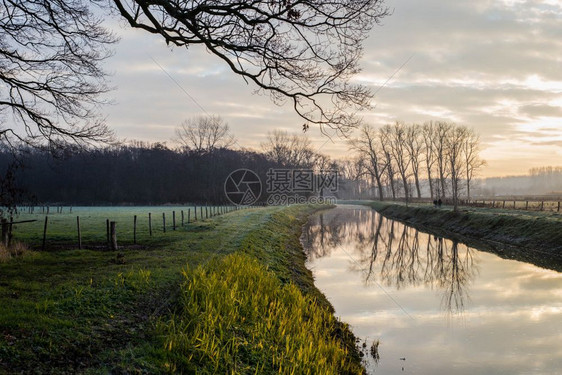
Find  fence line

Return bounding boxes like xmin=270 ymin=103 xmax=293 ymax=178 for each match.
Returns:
xmin=12 ymin=204 xmax=252 ymax=251
xmin=465 ymin=199 xmax=561 ymax=212
xmin=386 ymin=197 xmax=562 ymax=213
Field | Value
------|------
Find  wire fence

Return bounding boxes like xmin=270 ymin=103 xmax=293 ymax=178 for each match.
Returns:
xmin=3 ymin=204 xmax=258 ymax=250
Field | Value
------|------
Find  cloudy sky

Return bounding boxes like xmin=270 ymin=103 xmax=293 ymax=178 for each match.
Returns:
xmin=103 ymin=0 xmax=562 ymax=177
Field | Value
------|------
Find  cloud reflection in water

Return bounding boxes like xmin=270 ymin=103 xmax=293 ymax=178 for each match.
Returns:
xmin=303 ymin=206 xmax=562 ymax=375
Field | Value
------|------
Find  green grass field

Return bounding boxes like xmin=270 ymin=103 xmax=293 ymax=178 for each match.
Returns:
xmin=10 ymin=205 xmax=231 ymax=249
xmin=0 ymin=204 xmax=362 ymax=374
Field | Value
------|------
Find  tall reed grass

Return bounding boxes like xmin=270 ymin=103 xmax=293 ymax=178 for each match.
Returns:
xmin=158 ymin=252 xmax=363 ymax=374
xmin=0 ymin=241 xmax=30 ymax=263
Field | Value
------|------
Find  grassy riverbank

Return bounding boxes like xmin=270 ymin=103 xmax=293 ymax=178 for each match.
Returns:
xmin=366 ymin=201 xmax=562 ymax=271
xmin=0 ymin=205 xmax=362 ymax=374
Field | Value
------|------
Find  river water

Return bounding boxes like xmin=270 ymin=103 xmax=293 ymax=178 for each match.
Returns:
xmin=301 ymin=206 xmax=562 ymax=375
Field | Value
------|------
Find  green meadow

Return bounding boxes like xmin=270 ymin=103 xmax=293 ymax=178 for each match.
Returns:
xmin=0 ymin=205 xmax=362 ymax=374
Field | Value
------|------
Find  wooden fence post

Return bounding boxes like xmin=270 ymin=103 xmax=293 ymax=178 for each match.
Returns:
xmin=1 ymin=219 xmax=9 ymax=248
xmin=149 ymin=213 xmax=152 ymax=236
xmin=181 ymin=210 xmax=184 ymax=226
xmin=525 ymin=201 xmax=529 ymax=210
xmin=77 ymin=216 xmax=82 ymax=250
xmin=194 ymin=206 xmax=197 ymax=221
xmin=173 ymin=211 xmax=176 ymax=230
xmin=558 ymin=201 xmax=560 ymax=212
xmin=8 ymin=216 xmax=13 ymax=247
xmin=502 ymin=200 xmax=505 ymax=209
xmin=162 ymin=213 xmax=166 ymax=233
xmin=188 ymin=209 xmax=191 ymax=224
xmin=110 ymin=221 xmax=117 ymax=250
xmin=541 ymin=201 xmax=544 ymax=211
xmin=42 ymin=216 xmax=48 ymax=251
xmin=133 ymin=215 xmax=137 ymax=244
xmin=106 ymin=219 xmax=110 ymax=246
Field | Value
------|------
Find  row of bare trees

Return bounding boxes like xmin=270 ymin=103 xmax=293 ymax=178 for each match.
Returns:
xmin=348 ymin=121 xmax=485 ymax=210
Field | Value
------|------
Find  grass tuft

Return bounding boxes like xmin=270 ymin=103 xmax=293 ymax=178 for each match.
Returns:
xmin=158 ymin=252 xmax=362 ymax=374
xmin=0 ymin=241 xmax=31 ymax=263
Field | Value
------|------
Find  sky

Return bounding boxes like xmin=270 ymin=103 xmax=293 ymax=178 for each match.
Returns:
xmin=102 ymin=0 xmax=562 ymax=178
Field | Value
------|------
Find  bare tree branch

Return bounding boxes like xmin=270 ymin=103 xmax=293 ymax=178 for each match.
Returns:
xmin=174 ymin=114 xmax=236 ymax=153
xmin=0 ymin=0 xmax=116 ymax=150
xmin=110 ymin=0 xmax=390 ymax=133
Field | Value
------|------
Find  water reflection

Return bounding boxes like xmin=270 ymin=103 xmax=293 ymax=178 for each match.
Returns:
xmin=303 ymin=208 xmax=478 ymax=314
xmin=303 ymin=206 xmax=562 ymax=375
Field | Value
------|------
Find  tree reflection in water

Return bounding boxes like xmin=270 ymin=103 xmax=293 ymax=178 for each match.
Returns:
xmin=303 ymin=208 xmax=479 ymax=314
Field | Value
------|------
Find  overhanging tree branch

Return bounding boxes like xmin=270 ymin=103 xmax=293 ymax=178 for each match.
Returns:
xmin=110 ymin=0 xmax=390 ymax=133
xmin=0 ymin=0 xmax=116 ymax=149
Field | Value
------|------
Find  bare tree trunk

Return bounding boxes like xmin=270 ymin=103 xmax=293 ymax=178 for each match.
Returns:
xmin=110 ymin=221 xmax=117 ymax=251
xmin=1 ymin=219 xmax=9 ymax=248
xmin=401 ymin=176 xmax=409 ymax=203
xmin=439 ymin=168 xmax=447 ymax=200
xmin=427 ymin=170 xmax=434 ymax=200
xmin=414 ymin=175 xmax=421 ymax=198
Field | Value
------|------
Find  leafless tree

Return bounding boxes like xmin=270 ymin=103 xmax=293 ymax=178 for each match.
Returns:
xmin=422 ymin=122 xmax=437 ymax=200
xmin=379 ymin=125 xmax=397 ymax=199
xmin=0 ymin=0 xmax=116 ymax=149
xmin=349 ymin=124 xmax=386 ymax=200
xmin=405 ymin=123 xmax=423 ymax=198
xmin=463 ymin=129 xmax=486 ymax=201
xmin=344 ymin=157 xmax=372 ymax=198
xmin=388 ymin=122 xmax=411 ymax=201
xmin=111 ymin=0 xmax=390 ymax=133
xmin=261 ymin=130 xmax=315 ymax=168
xmin=445 ymin=125 xmax=468 ymax=211
xmin=174 ymin=115 xmax=235 ymax=153
xmin=433 ymin=121 xmax=452 ymax=199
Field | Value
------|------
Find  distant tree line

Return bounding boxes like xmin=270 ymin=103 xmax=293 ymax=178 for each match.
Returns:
xmin=0 ymin=143 xmax=266 ymax=205
xmin=0 ymin=115 xmax=488 ymax=210
xmin=0 ymin=116 xmax=344 ymax=207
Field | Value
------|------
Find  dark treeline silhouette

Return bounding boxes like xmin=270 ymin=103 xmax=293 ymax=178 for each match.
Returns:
xmin=0 ymin=143 xmax=280 ymax=205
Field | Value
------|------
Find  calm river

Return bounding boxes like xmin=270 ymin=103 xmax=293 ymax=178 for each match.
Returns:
xmin=301 ymin=205 xmax=562 ymax=375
